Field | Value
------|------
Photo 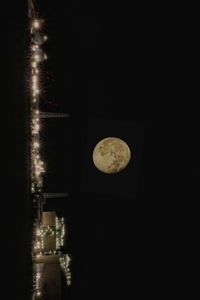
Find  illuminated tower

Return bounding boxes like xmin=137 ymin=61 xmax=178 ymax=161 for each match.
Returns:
xmin=28 ymin=1 xmax=72 ymax=299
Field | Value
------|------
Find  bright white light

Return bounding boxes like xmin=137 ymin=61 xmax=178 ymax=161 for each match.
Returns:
xmin=36 ymin=229 xmax=41 ymax=236
xmin=32 ymin=61 xmax=37 ymax=68
xmin=33 ymin=141 xmax=40 ymax=149
xmin=35 ymin=124 xmax=40 ymax=131
xmin=32 ymin=45 xmax=36 ymax=51
xmin=66 ymin=255 xmax=71 ymax=263
xmin=32 ymin=19 xmax=41 ymax=29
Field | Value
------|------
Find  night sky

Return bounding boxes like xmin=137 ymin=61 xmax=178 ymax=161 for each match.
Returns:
xmin=0 ymin=1 xmax=198 ymax=299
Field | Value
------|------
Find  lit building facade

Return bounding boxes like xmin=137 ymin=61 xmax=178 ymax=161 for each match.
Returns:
xmin=32 ymin=212 xmax=71 ymax=299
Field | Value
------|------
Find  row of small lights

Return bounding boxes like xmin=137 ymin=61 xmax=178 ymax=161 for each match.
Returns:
xmin=30 ymin=18 xmax=48 ymax=194
xmin=35 ymin=271 xmax=42 ymax=298
xmin=34 ymin=221 xmax=65 ymax=252
xmin=30 ymin=18 xmax=47 ymax=299
xmin=36 ymin=223 xmax=65 ymax=236
xmin=60 ymin=255 xmax=72 ymax=286
xmin=34 ymin=264 xmax=42 ymax=298
xmin=30 ymin=18 xmax=72 ymax=297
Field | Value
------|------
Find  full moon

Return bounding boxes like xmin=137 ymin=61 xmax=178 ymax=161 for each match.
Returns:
xmin=92 ymin=137 xmax=131 ymax=174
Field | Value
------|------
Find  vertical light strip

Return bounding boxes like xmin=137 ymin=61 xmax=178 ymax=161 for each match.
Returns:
xmin=30 ymin=17 xmax=47 ymax=194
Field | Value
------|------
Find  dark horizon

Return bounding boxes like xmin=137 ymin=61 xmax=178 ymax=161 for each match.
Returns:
xmin=0 ymin=1 xmax=198 ymax=299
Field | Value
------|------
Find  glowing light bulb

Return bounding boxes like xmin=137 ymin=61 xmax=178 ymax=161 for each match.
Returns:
xmin=36 ymin=291 xmax=41 ymax=296
xmin=32 ymin=19 xmax=41 ymax=29
xmin=32 ymin=61 xmax=37 ymax=68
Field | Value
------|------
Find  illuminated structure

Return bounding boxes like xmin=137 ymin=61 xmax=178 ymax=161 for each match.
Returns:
xmin=28 ymin=1 xmax=71 ymax=299
xmin=32 ymin=212 xmax=71 ymax=299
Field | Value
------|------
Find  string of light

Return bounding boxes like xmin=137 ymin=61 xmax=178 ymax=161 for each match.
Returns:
xmin=28 ymin=2 xmax=72 ymax=298
xmin=30 ymin=18 xmax=47 ymax=194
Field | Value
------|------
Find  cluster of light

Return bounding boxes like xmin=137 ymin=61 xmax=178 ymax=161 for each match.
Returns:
xmin=34 ymin=220 xmax=66 ymax=256
xmin=32 ymin=19 xmax=42 ymax=30
xmin=42 ymin=250 xmax=58 ymax=255
xmin=34 ymin=159 xmax=45 ymax=178
xmin=31 ymin=184 xmax=35 ymax=193
xmin=56 ymin=217 xmax=61 ymax=230
xmin=30 ymin=17 xmax=48 ymax=193
xmin=56 ymin=237 xmax=61 ymax=249
xmin=36 ymin=252 xmax=42 ymax=259
xmin=32 ymin=262 xmax=43 ymax=298
xmin=54 ymin=217 xmax=66 ymax=248
xmin=39 ymin=225 xmax=57 ymax=237
xmin=36 ymin=229 xmax=41 ymax=236
xmin=32 ymin=218 xmax=71 ymax=297
xmin=34 ymin=241 xmax=41 ymax=250
xmin=33 ymin=141 xmax=39 ymax=149
xmin=36 ymin=291 xmax=41 ymax=297
xmin=60 ymin=226 xmax=65 ymax=246
xmin=60 ymin=219 xmax=65 ymax=246
xmin=32 ymin=224 xmax=43 ymax=262
xmin=60 ymin=255 xmax=72 ymax=286
xmin=34 ymin=219 xmax=66 ymax=251
xmin=30 ymin=12 xmax=72 ymax=297
xmin=61 ymin=224 xmax=65 ymax=236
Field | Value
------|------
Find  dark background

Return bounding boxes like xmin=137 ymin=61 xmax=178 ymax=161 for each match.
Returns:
xmin=0 ymin=1 xmax=198 ymax=299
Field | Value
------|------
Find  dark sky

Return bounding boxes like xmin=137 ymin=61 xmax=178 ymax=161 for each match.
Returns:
xmin=0 ymin=1 xmax=198 ymax=299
